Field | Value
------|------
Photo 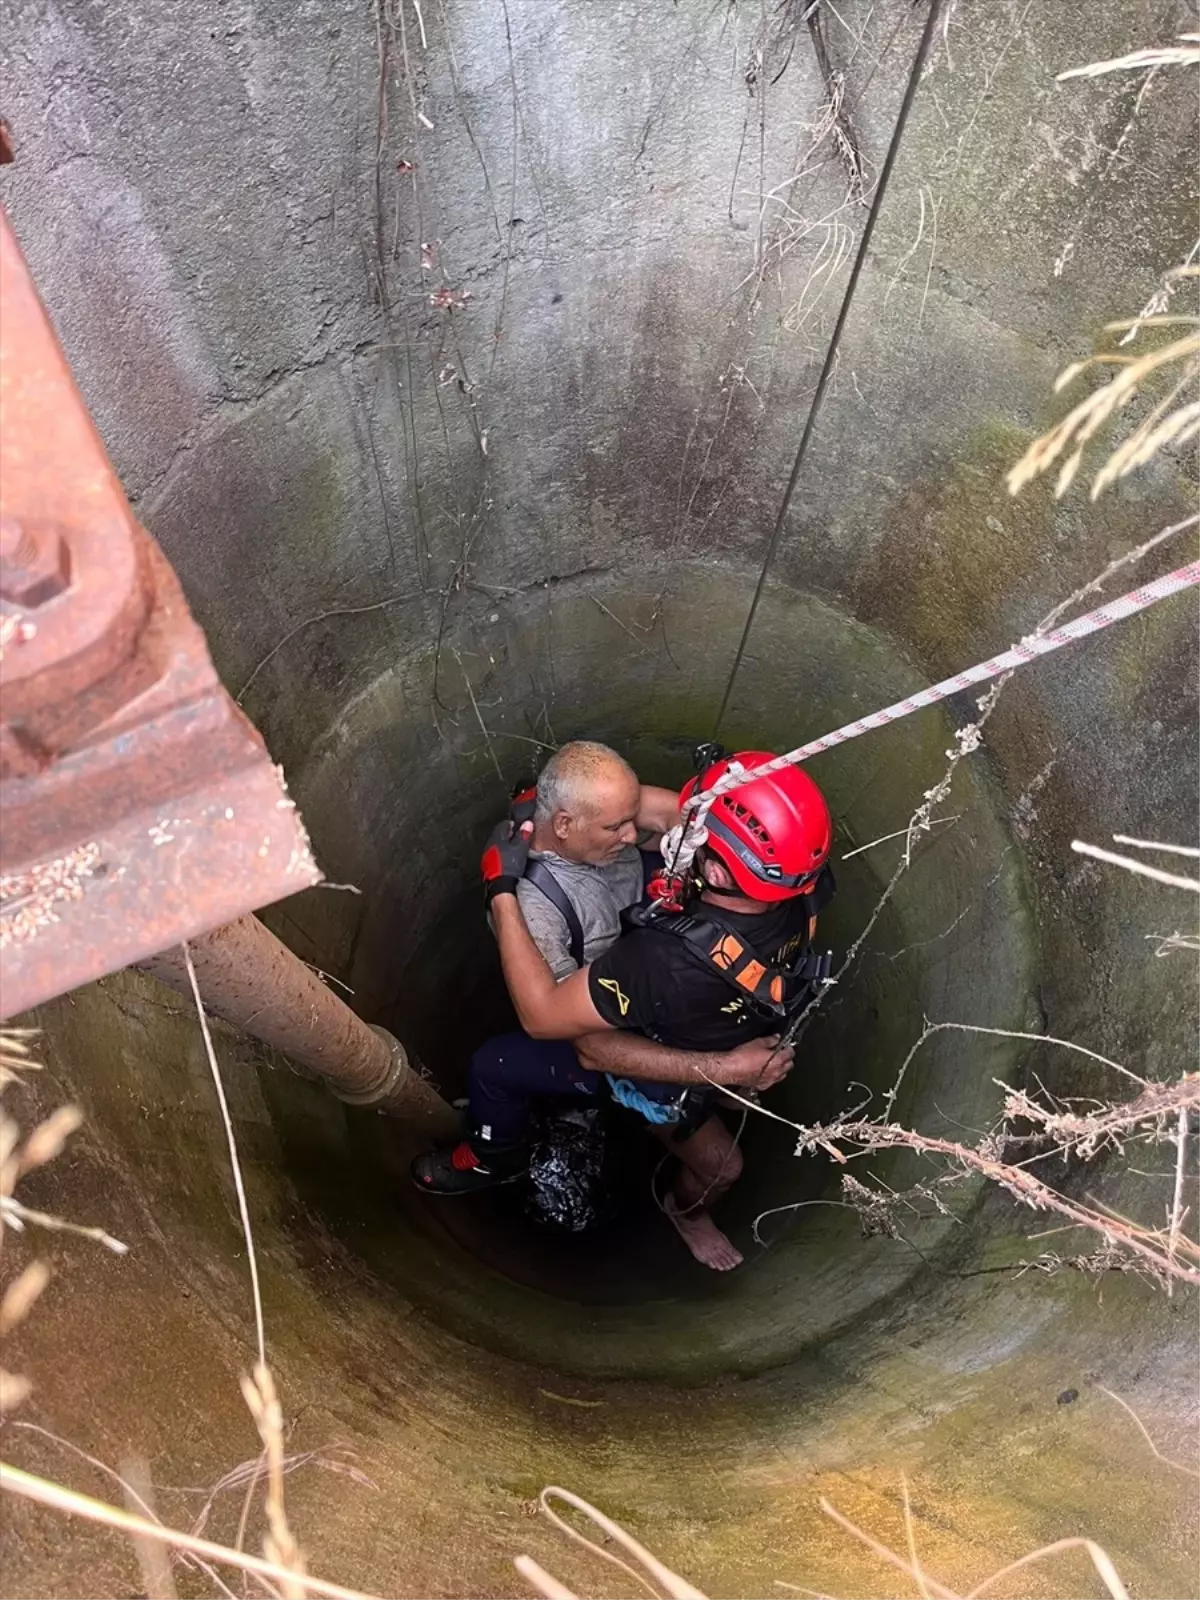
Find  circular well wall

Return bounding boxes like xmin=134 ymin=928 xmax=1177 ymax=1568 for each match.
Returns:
xmin=263 ymin=561 xmax=1035 ymax=1381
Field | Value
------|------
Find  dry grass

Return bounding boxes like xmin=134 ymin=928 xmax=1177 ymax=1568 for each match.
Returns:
xmin=1008 ymin=36 xmax=1200 ymax=500
xmin=1057 ymin=36 xmax=1200 ymax=80
xmin=0 ymin=1465 xmax=383 ymax=1600
xmin=1006 ymin=300 xmax=1200 ymax=502
xmin=515 ymin=1485 xmax=1137 ymax=1600
xmin=0 ymin=1029 xmax=124 ymax=1414
xmin=1072 ymin=836 xmax=1200 ymax=894
xmin=721 ymin=1031 xmax=1199 ymax=1289
xmin=0 ymin=1005 xmax=373 ymax=1598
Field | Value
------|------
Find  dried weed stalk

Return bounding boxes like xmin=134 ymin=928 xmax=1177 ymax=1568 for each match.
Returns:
xmin=1072 ymin=836 xmax=1200 ymax=894
xmin=1057 ymin=35 xmax=1200 ymax=80
xmin=0 ymin=988 xmax=368 ymax=1596
xmin=515 ymin=1483 xmax=1138 ymax=1600
xmin=1006 ymin=301 xmax=1200 ymax=501
xmin=1008 ymin=39 xmax=1200 ymax=500
xmin=727 ymin=1021 xmax=1198 ymax=1288
xmin=0 ymin=1029 xmax=125 ymax=1415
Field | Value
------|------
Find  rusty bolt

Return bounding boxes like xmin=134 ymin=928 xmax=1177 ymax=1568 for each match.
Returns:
xmin=0 ymin=515 xmax=73 ymax=607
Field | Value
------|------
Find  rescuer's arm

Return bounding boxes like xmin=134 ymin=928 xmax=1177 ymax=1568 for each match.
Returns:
xmin=575 ymin=1029 xmax=793 ymax=1088
xmin=491 ymin=893 xmax=793 ymax=1087
xmin=636 ymin=784 xmax=682 ymax=838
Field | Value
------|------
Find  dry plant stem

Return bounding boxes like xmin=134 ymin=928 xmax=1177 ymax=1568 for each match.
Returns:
xmin=1058 ymin=38 xmax=1200 ymax=79
xmin=184 ymin=946 xmax=310 ymax=1593
xmin=0 ymin=1196 xmax=128 ymax=1255
xmin=1167 ymin=1103 xmax=1190 ymax=1286
xmin=1112 ymin=834 xmax=1200 ymax=858
xmin=900 ymin=1476 xmax=932 ymax=1600
xmin=1071 ymin=839 xmax=1200 ymax=892
xmin=233 ymin=1447 xmax=268 ymax=1554
xmin=889 ymin=1021 xmax=1149 ymax=1116
xmin=1094 ymin=1385 xmax=1200 ymax=1477
xmin=515 ymin=1556 xmax=583 ymax=1600
xmin=963 ymin=1537 xmax=1130 ymax=1600
xmin=0 ymin=1464 xmax=381 ymax=1600
xmin=187 ymin=1445 xmax=374 ymax=1543
xmin=122 ymin=1454 xmax=178 ymax=1600
xmin=825 ymin=1497 xmax=1132 ymax=1600
xmin=1000 ymin=1075 xmax=1199 ymax=1166
xmin=796 ymin=1113 xmax=1199 ymax=1285
xmin=842 ymin=815 xmax=958 ymax=860
xmin=241 ymin=1365 xmax=307 ymax=1599
xmin=0 ymin=1260 xmax=50 ymax=1334
xmin=817 ymin=1498 xmax=958 ymax=1600
xmin=1120 ymin=247 xmax=1200 ymax=345
xmin=518 ymin=1482 xmax=1137 ymax=1600
xmin=537 ymin=1487 xmax=707 ymax=1600
xmin=235 ymin=591 xmax=425 ymax=704
xmin=1006 ymin=314 xmax=1200 ymax=501
xmin=182 ymin=942 xmax=266 ymax=1365
xmin=6 ymin=1422 xmax=239 ymax=1599
xmin=722 ymin=1041 xmax=1198 ymax=1283
xmin=452 ymin=648 xmax=504 ymax=781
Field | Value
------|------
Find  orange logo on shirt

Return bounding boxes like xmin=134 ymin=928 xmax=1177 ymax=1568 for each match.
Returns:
xmin=710 ymin=935 xmax=744 ymax=970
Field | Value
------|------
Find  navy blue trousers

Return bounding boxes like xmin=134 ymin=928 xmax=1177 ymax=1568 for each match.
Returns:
xmin=468 ymin=1032 xmax=601 ymax=1145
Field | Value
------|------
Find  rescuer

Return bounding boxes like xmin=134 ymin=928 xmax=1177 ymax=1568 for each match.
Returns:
xmin=414 ymin=743 xmax=834 ymax=1270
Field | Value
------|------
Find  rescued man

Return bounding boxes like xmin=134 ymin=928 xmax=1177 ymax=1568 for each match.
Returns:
xmin=413 ymin=740 xmax=796 ymax=1269
xmin=415 ymin=742 xmax=835 ymax=1271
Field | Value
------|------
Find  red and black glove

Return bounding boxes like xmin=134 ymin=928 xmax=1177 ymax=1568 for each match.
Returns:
xmin=481 ymin=817 xmax=533 ymax=905
xmin=509 ymin=781 xmax=537 ymax=830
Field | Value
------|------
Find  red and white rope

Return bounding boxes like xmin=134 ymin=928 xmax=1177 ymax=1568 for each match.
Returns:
xmin=672 ymin=562 xmax=1200 ymax=873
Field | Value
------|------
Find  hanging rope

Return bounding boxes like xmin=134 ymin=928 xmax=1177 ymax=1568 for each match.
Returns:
xmin=711 ymin=0 xmax=948 ymax=738
xmin=663 ymin=562 xmax=1200 ymax=884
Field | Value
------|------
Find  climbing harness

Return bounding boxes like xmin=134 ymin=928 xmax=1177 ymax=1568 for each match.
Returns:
xmin=522 ymin=858 xmax=586 ymax=969
xmin=605 ymin=894 xmax=833 ymax=1125
xmin=624 ymin=898 xmax=833 ymax=1024
xmin=661 ymin=561 xmax=1200 ymax=898
xmin=505 ymin=781 xmax=588 ymax=966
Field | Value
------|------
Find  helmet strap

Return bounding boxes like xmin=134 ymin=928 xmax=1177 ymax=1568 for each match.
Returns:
xmin=693 ymin=845 xmax=757 ymax=901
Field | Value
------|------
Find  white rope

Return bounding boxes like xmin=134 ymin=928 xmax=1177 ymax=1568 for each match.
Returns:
xmin=667 ymin=561 xmax=1200 ymax=880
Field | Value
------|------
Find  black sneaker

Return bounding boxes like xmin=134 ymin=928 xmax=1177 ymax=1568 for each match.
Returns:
xmin=411 ymin=1139 xmax=528 ymax=1195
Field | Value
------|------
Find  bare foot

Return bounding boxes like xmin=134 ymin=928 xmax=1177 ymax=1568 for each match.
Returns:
xmin=663 ymin=1195 xmax=744 ymax=1271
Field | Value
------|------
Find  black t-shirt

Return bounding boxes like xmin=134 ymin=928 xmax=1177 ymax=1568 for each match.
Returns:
xmin=588 ymin=866 xmax=836 ymax=1051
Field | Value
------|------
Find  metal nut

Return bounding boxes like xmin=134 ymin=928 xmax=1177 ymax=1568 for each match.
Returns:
xmin=0 ymin=515 xmax=73 ymax=607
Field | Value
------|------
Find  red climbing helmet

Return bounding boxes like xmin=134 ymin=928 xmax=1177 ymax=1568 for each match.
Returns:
xmin=679 ymin=751 xmax=832 ymax=903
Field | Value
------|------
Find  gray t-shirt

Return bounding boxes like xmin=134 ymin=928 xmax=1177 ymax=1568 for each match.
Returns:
xmin=515 ymin=846 xmax=646 ymax=980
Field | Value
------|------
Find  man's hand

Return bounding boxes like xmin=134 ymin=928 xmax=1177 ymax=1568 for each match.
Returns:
xmin=716 ymin=1034 xmax=794 ymax=1090
xmin=481 ymin=818 xmax=534 ymax=905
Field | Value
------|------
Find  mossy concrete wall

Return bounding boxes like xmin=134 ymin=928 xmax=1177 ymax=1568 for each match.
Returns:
xmin=1 ymin=0 xmax=1197 ymax=1595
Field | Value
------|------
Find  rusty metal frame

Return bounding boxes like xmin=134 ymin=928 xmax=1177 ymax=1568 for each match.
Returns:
xmin=0 ymin=206 xmax=323 ymax=1018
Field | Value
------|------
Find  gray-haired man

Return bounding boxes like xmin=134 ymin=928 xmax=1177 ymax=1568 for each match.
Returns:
xmin=412 ymin=740 xmax=793 ymax=1270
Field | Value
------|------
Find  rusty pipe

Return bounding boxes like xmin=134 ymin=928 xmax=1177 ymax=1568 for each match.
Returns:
xmin=138 ymin=915 xmax=456 ymax=1136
